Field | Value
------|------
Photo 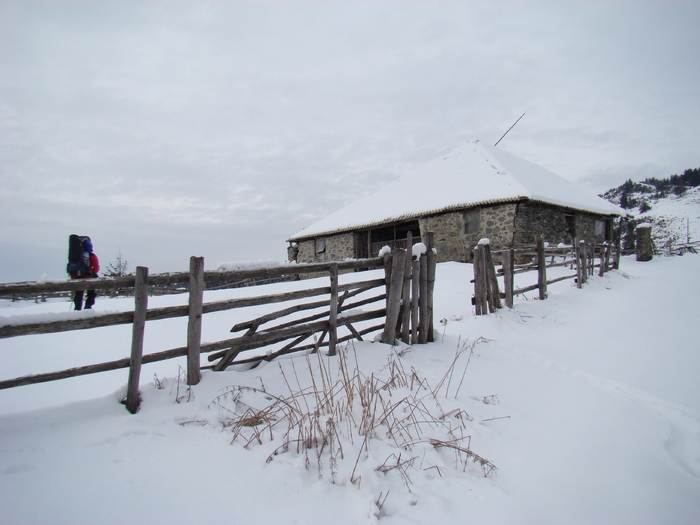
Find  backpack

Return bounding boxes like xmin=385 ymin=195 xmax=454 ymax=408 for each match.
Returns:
xmin=67 ymin=234 xmax=92 ymax=276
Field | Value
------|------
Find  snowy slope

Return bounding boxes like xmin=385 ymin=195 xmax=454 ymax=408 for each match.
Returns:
xmin=633 ymin=186 xmax=700 ymax=248
xmin=603 ymin=183 xmax=700 ymax=251
xmin=1 ymin=254 xmax=699 ymax=524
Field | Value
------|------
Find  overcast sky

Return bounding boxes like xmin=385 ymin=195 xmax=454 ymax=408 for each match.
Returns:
xmin=1 ymin=0 xmax=699 ymax=283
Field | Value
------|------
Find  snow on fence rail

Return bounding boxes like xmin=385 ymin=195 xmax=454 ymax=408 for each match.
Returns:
xmin=472 ymin=237 xmax=621 ymax=315
xmin=0 ymin=243 xmax=436 ymax=414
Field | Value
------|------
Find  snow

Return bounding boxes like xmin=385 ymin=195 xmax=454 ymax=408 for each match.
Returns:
xmin=288 ymin=140 xmax=625 ymax=240
xmin=216 ymin=259 xmax=290 ymax=271
xmin=1 ymin=254 xmax=699 ymax=524
xmin=412 ymin=242 xmax=427 ymax=258
xmin=377 ymin=245 xmax=392 ymax=257
xmin=634 ymin=186 xmax=700 ymax=247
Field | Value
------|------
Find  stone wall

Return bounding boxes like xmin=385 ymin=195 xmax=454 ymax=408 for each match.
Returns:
xmin=290 ymin=202 xmax=612 ymax=263
xmin=293 ymin=232 xmax=356 ymax=263
xmin=513 ymin=202 xmax=608 ymax=248
xmin=419 ymin=203 xmax=517 ymax=262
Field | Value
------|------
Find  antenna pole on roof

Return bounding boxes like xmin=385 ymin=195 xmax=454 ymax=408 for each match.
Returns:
xmin=494 ymin=112 xmax=526 ymax=147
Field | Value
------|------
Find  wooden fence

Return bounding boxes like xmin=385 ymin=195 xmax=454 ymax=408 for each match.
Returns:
xmin=0 ymin=243 xmax=436 ymax=413
xmin=472 ymin=237 xmax=621 ymax=315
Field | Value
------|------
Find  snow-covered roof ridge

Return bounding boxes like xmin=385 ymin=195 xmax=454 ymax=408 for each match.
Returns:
xmin=289 ymin=140 xmax=624 ymax=240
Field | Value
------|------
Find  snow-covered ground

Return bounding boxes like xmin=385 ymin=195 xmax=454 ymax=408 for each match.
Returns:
xmin=637 ymin=186 xmax=700 ymax=249
xmin=1 ymin=254 xmax=699 ymax=524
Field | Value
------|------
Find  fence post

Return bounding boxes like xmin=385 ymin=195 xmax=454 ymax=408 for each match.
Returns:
xmin=483 ymin=242 xmax=501 ymax=312
xmin=502 ymin=248 xmax=514 ymax=308
xmin=382 ymin=249 xmax=406 ymax=344
xmin=411 ymin=255 xmax=420 ymax=344
xmin=418 ymin=244 xmax=429 ymax=344
xmin=328 ymin=262 xmax=339 ymax=356
xmin=401 ymin=233 xmax=413 ymax=344
xmin=575 ymin=239 xmax=584 ymax=288
xmin=125 ymin=266 xmax=148 ymax=414
xmin=425 ymin=232 xmax=436 ymax=342
xmin=599 ymin=243 xmax=608 ymax=277
xmin=536 ymin=237 xmax=547 ymax=300
xmin=187 ymin=256 xmax=204 ymax=385
xmin=472 ymin=244 xmax=487 ymax=315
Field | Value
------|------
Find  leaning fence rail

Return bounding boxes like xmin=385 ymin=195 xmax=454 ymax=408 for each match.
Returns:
xmin=472 ymin=237 xmax=621 ymax=315
xmin=0 ymin=244 xmax=436 ymax=413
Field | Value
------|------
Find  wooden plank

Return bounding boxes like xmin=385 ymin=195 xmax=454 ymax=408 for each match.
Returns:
xmin=547 ymin=274 xmax=576 ymax=285
xmin=575 ymin=239 xmax=584 ymax=289
xmin=426 ymin=235 xmax=436 ymax=343
xmin=212 ymin=308 xmax=387 ymax=368
xmin=0 ymin=257 xmax=385 ymax=297
xmin=418 ymin=252 xmax=429 ymax=343
xmin=536 ymin=237 xmax=547 ymax=300
xmin=345 ymin=322 xmax=364 ymax=341
xmin=410 ymin=258 xmax=420 ymax=344
xmin=0 ymin=307 xmax=387 ymax=390
xmin=472 ymin=244 xmax=488 ymax=315
xmin=328 ymin=263 xmax=339 ymax=356
xmin=381 ymin=249 xmax=406 ymax=345
xmin=0 ymin=344 xmax=193 ymax=390
xmin=601 ymin=242 xmax=611 ymax=275
xmin=546 ymin=259 xmax=577 ymax=269
xmin=265 ymin=322 xmax=383 ymax=361
xmin=253 ymin=292 xmax=385 ymax=334
xmin=230 ymin=298 xmax=330 ymax=333
xmin=0 ymin=358 xmax=135 ymax=390
xmin=513 ymin=282 xmax=540 ymax=295
xmin=0 ymin=284 xmax=356 ymax=339
xmin=472 ymin=245 xmax=482 ymax=315
xmin=483 ymin=243 xmax=502 ymax=312
xmin=187 ymin=256 xmax=204 ymax=385
xmin=400 ymin=233 xmax=413 ymax=344
xmin=502 ymin=248 xmax=514 ymax=308
xmin=125 ymin=266 xmax=148 ymax=414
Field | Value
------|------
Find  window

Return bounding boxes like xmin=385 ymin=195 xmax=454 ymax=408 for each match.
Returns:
xmin=462 ymin=210 xmax=480 ymax=235
xmin=595 ymin=220 xmax=605 ymax=236
xmin=565 ymin=214 xmax=576 ymax=237
xmin=315 ymin=238 xmax=326 ymax=254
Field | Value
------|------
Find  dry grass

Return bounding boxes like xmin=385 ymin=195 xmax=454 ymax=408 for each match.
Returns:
xmin=209 ymin=338 xmax=496 ymax=494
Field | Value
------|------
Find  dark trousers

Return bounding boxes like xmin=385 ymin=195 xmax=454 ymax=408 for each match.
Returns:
xmin=73 ymin=289 xmax=96 ymax=310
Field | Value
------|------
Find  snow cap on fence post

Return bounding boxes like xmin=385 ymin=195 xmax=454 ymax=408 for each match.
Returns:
xmin=412 ymin=242 xmax=427 ymax=260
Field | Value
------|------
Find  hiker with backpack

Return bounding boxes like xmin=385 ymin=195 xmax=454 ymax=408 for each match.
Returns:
xmin=66 ymin=234 xmax=100 ymax=310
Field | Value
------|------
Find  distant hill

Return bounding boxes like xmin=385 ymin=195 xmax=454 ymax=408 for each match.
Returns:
xmin=600 ymin=168 xmax=700 ymax=253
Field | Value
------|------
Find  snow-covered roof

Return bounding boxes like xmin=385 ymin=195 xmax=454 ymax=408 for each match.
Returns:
xmin=289 ymin=140 xmax=625 ymax=241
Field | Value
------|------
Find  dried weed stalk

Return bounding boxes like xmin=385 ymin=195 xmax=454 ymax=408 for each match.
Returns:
xmin=210 ymin=339 xmax=497 ymax=491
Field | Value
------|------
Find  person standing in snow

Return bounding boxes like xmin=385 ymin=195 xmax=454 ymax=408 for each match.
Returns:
xmin=67 ymin=235 xmax=100 ymax=310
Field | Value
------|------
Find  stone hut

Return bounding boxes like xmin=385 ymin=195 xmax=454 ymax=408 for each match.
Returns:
xmin=287 ymin=140 xmax=625 ymax=263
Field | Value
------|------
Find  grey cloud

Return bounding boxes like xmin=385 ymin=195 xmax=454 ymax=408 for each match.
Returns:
xmin=1 ymin=1 xmax=699 ymax=282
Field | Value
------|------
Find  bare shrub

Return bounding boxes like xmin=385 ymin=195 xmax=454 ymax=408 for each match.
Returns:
xmin=210 ymin=339 xmax=496 ymax=504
